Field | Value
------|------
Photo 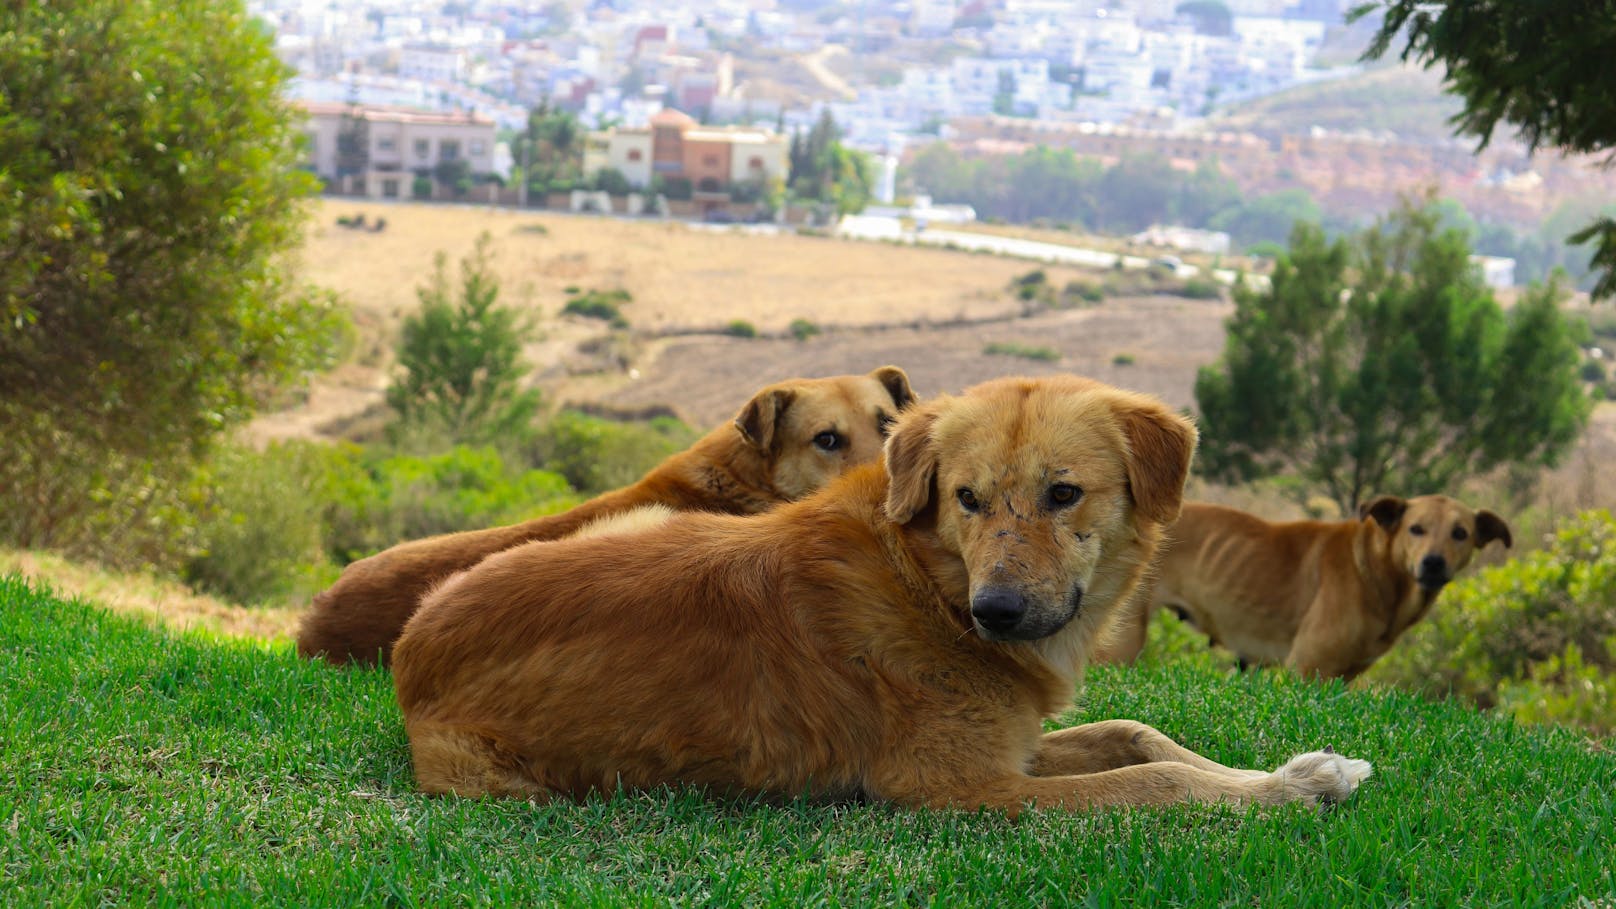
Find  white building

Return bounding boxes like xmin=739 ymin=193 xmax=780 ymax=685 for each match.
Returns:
xmin=301 ymin=101 xmax=498 ymax=199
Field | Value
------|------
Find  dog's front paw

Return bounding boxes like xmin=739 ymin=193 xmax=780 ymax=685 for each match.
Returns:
xmin=1261 ymin=750 xmax=1373 ymax=806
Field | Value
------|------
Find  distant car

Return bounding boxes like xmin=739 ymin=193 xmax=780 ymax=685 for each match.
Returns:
xmin=703 ymin=209 xmax=736 ymax=224
xmin=1152 ymin=255 xmax=1183 ymax=271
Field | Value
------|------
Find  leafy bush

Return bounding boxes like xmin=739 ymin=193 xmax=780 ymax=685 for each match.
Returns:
xmin=789 ymin=318 xmax=821 ymax=341
xmin=724 ymin=320 xmax=758 ymax=338
xmin=323 ymin=445 xmax=576 ymax=565
xmin=184 ymin=443 xmax=336 ymax=605
xmin=1176 ymin=278 xmax=1223 ymax=299
xmin=1365 ymin=509 xmax=1616 ymax=733
xmin=984 ymin=341 xmax=1060 ymax=362
xmin=1063 ymin=280 xmax=1106 ymax=305
xmin=412 ymin=175 xmax=434 ymax=199
xmin=562 ymin=288 xmax=632 ymax=327
xmin=1113 ymin=353 xmax=1136 ymax=366
xmin=527 ymin=411 xmax=697 ymax=496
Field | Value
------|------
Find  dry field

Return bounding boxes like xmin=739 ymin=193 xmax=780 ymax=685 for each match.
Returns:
xmin=261 ymin=198 xmax=1616 ymax=530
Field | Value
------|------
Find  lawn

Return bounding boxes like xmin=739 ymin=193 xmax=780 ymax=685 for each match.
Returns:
xmin=4 ymin=573 xmax=1613 ymax=906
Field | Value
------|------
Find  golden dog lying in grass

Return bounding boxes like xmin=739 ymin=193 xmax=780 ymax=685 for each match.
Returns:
xmin=1095 ymin=495 xmax=1511 ymax=679
xmin=393 ymin=375 xmax=1370 ymax=812
xmin=296 ymin=367 xmax=915 ymax=666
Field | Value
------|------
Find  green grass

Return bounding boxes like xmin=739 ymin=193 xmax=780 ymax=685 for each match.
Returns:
xmin=3 ymin=574 xmax=1614 ymax=905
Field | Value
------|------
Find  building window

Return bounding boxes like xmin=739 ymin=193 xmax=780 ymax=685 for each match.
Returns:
xmin=470 ymin=140 xmax=486 ymax=156
xmin=703 ymin=155 xmax=719 ymax=167
xmin=749 ymin=156 xmax=763 ymax=169
xmin=415 ymin=139 xmax=430 ymax=159
xmin=698 ymin=177 xmax=722 ymax=193
xmin=376 ymin=136 xmax=397 ymax=152
xmin=440 ymin=140 xmax=460 ymax=161
xmin=381 ymin=178 xmax=400 ymax=198
xmin=627 ymin=149 xmax=643 ymax=162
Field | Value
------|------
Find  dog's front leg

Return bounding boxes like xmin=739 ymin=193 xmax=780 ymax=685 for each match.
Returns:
xmin=1029 ymin=720 xmax=1266 ymax=779
xmin=913 ymin=749 xmax=1371 ymax=814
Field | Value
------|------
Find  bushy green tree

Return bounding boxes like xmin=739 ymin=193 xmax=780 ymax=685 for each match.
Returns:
xmin=0 ymin=0 xmax=340 ymax=565
xmin=788 ymin=111 xmax=874 ymax=214
xmin=1196 ymin=200 xmax=1590 ymax=512
xmin=386 ymin=233 xmax=542 ymax=450
xmin=1353 ymin=0 xmax=1616 ymax=299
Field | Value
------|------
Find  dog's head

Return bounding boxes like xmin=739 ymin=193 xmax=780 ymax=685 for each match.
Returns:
xmin=1360 ymin=494 xmax=1512 ymax=593
xmin=883 ymin=375 xmax=1197 ymax=645
xmin=734 ymin=366 xmax=917 ymax=500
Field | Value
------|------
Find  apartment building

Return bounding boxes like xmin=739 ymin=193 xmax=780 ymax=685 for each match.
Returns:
xmin=301 ymin=101 xmax=498 ymax=199
xmin=582 ymin=108 xmax=788 ymax=193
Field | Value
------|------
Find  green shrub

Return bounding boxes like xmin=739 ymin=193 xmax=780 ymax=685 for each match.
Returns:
xmin=984 ymin=341 xmax=1060 ymax=362
xmin=724 ymin=320 xmax=758 ymax=338
xmin=323 ymin=445 xmax=576 ymax=564
xmin=1063 ymin=280 xmax=1105 ymax=305
xmin=1365 ymin=508 xmax=1616 ymax=734
xmin=412 ymin=176 xmax=434 ymax=199
xmin=1582 ymin=359 xmax=1608 ymax=383
xmin=1177 ymin=278 xmax=1223 ymax=299
xmin=789 ymin=318 xmax=821 ymax=341
xmin=184 ymin=442 xmax=336 ymax=605
xmin=562 ymin=288 xmax=632 ymax=327
xmin=1113 ymin=353 xmax=1136 ymax=366
xmin=527 ymin=411 xmax=697 ymax=496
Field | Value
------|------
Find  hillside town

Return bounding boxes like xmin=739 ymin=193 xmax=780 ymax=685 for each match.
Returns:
xmin=263 ymin=0 xmax=1616 ymax=292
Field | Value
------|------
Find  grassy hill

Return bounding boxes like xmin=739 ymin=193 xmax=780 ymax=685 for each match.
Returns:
xmin=5 ymin=574 xmax=1613 ymax=905
xmin=1213 ymin=65 xmax=1466 ymax=144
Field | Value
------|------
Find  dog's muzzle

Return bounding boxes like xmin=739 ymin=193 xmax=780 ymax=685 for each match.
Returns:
xmin=1417 ymin=554 xmax=1450 ymax=591
xmin=970 ymin=585 xmax=1084 ymax=641
xmin=970 ymin=587 xmax=1027 ymax=634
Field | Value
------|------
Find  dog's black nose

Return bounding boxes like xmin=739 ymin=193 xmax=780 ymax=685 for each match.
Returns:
xmin=1420 ymin=554 xmax=1447 ymax=574
xmin=971 ymin=587 xmax=1027 ymax=632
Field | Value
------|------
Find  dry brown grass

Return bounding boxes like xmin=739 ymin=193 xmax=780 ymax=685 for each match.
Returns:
xmin=1 ymin=549 xmax=298 ymax=641
xmin=299 ymin=199 xmax=1084 ymax=333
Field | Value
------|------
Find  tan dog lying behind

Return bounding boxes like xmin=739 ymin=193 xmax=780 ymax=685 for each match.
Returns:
xmin=393 ymin=375 xmax=1370 ymax=812
xmin=296 ymin=366 xmax=916 ymax=666
xmin=1096 ymin=495 xmax=1512 ymax=680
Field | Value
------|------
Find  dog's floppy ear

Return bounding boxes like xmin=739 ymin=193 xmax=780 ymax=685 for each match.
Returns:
xmin=1475 ymin=510 xmax=1513 ymax=549
xmin=734 ymin=386 xmax=795 ymax=453
xmin=1116 ymin=398 xmax=1198 ymax=526
xmin=883 ymin=401 xmax=940 ymax=524
xmin=869 ymin=365 xmax=917 ymax=410
xmin=1359 ymin=495 xmax=1407 ymax=532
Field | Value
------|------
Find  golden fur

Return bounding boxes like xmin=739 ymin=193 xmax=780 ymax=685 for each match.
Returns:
xmin=1095 ymin=495 xmax=1512 ymax=679
xmin=296 ymin=367 xmax=915 ymax=666
xmin=392 ymin=375 xmax=1371 ymax=812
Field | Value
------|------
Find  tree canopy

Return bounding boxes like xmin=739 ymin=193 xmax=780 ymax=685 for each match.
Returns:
xmin=1195 ymin=200 xmax=1590 ymax=512
xmin=0 ymin=0 xmax=339 ymax=562
xmin=1352 ymin=0 xmax=1616 ymax=299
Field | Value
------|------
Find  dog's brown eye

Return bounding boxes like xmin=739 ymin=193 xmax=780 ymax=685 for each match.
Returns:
xmin=1048 ymin=484 xmax=1082 ymax=507
xmin=1409 ymin=524 xmax=1425 ymax=537
xmin=813 ymin=431 xmax=841 ymax=452
xmin=957 ymin=488 xmax=980 ymax=512
xmin=1452 ymin=526 xmax=1469 ymax=542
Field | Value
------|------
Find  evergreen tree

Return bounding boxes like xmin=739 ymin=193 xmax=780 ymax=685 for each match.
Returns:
xmin=386 ymin=234 xmax=541 ymax=451
xmin=1196 ymin=200 xmax=1590 ymax=512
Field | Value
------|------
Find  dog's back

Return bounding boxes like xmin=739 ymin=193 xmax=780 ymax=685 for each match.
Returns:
xmin=1150 ymin=503 xmax=1361 ymax=665
xmin=295 ymin=367 xmax=916 ymax=666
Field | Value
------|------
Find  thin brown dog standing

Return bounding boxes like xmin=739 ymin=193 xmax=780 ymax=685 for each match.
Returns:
xmin=392 ymin=375 xmax=1371 ymax=812
xmin=1095 ymin=496 xmax=1512 ymax=679
xmin=296 ymin=367 xmax=916 ymax=666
